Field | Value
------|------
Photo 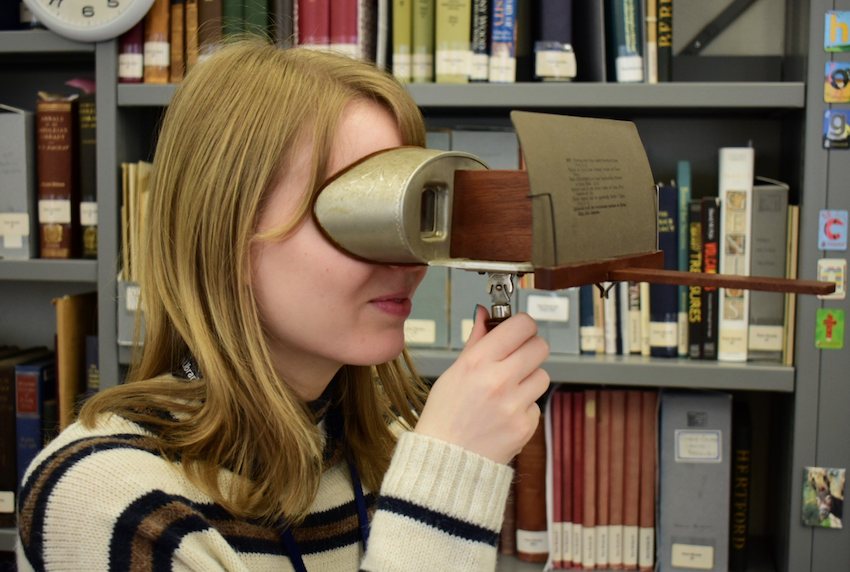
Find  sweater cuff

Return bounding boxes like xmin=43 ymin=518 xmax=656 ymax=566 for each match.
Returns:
xmin=379 ymin=431 xmax=514 ymax=534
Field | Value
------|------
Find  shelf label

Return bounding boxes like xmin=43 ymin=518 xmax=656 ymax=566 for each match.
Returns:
xmin=675 ymin=430 xmax=722 ymax=463
xmin=0 ymin=213 xmax=29 ymax=237
xmin=527 ymin=294 xmax=569 ymax=322
xmin=816 ymin=308 xmax=845 ymax=350
xmin=404 ymin=319 xmax=436 ymax=344
xmin=0 ymin=491 xmax=13 ymax=514
xmin=818 ymin=258 xmax=847 ymax=300
xmin=671 ymin=543 xmax=714 ymax=569
xmin=819 ymin=210 xmax=848 ymax=250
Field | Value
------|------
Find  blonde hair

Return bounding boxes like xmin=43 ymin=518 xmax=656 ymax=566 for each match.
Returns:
xmin=80 ymin=40 xmax=429 ymax=525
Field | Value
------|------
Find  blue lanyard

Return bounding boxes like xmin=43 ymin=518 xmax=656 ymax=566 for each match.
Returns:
xmin=280 ymin=454 xmax=370 ymax=572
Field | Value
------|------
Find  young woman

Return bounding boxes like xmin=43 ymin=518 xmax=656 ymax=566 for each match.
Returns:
xmin=17 ymin=40 xmax=550 ymax=571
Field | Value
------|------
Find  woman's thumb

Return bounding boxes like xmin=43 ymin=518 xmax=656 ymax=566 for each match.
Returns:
xmin=463 ymin=304 xmax=490 ymax=350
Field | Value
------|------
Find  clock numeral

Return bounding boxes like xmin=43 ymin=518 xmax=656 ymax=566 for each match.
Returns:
xmin=82 ymin=5 xmax=95 ymax=17
xmin=48 ymin=0 xmax=64 ymax=6
xmin=107 ymin=0 xmax=119 ymax=7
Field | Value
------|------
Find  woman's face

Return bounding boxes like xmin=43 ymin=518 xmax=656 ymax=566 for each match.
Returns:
xmin=251 ymin=100 xmax=427 ymax=397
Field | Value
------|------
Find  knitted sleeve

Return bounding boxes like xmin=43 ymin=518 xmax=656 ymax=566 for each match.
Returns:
xmin=360 ymin=431 xmax=514 ymax=572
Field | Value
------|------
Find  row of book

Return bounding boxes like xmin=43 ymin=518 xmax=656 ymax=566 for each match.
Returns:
xmin=0 ymin=292 xmax=99 ymax=528
xmin=80 ymin=0 xmax=677 ymax=84
xmin=505 ymin=387 xmax=748 ymax=572
xmin=0 ymin=87 xmax=98 ymax=261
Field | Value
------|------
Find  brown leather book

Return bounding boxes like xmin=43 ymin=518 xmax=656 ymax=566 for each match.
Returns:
xmin=552 ymin=391 xmax=563 ymax=567
xmin=198 ymin=0 xmax=223 ymax=57
xmin=582 ymin=390 xmax=597 ymax=569
xmin=561 ymin=391 xmax=573 ymax=568
xmin=623 ymin=390 xmax=643 ymax=570
xmin=77 ymin=91 xmax=97 ymax=259
xmin=499 ymin=457 xmax=517 ymax=555
xmin=185 ymin=0 xmax=200 ymax=71
xmin=144 ymin=0 xmax=171 ymax=83
xmin=53 ymin=293 xmax=98 ymax=430
xmin=36 ymin=94 xmax=80 ymax=259
xmin=596 ymin=390 xmax=612 ymax=569
xmin=608 ymin=390 xmax=627 ymax=569
xmin=119 ymin=20 xmax=145 ymax=83
xmin=516 ymin=413 xmax=549 ymax=563
xmin=170 ymin=0 xmax=186 ymax=82
xmin=571 ymin=391 xmax=583 ymax=569
xmin=638 ymin=390 xmax=658 ymax=571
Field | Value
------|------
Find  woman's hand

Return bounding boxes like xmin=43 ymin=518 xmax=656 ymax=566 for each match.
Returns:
xmin=414 ymin=305 xmax=551 ymax=465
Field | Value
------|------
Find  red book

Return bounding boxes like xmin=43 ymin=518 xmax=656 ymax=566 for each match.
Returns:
xmin=623 ymin=391 xmax=643 ymax=570
xmin=500 ymin=457 xmax=518 ymax=555
xmin=561 ymin=391 xmax=573 ymax=568
xmin=298 ymin=0 xmax=330 ymax=45
xmin=609 ymin=390 xmax=627 ymax=569
xmin=330 ymin=0 xmax=357 ymax=56
xmin=118 ymin=20 xmax=145 ymax=83
xmin=552 ymin=391 xmax=563 ymax=568
xmin=638 ymin=390 xmax=658 ymax=571
xmin=572 ymin=391 xmax=583 ymax=570
xmin=582 ymin=390 xmax=597 ymax=570
xmin=597 ymin=390 xmax=612 ymax=569
xmin=516 ymin=412 xmax=549 ymax=563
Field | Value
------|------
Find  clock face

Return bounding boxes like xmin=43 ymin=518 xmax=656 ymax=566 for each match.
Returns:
xmin=24 ymin=0 xmax=156 ymax=42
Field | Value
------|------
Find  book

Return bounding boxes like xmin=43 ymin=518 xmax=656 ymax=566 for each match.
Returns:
xmin=170 ymin=0 xmax=186 ymax=82
xmin=144 ymin=0 xmax=171 ymax=83
xmin=392 ymin=0 xmax=412 ymax=81
xmin=297 ymin=0 xmax=329 ymax=46
xmin=618 ymin=282 xmax=631 ymax=355
xmin=658 ymin=390 xmax=732 ymax=572
xmin=603 ymin=283 xmax=619 ymax=355
xmin=489 ymin=0 xmax=517 ymax=83
xmin=223 ymin=0 xmax=245 ymax=38
xmin=245 ymin=0 xmax=270 ymax=36
xmin=500 ymin=457 xmax=518 ymax=555
xmin=637 ymin=390 xmax=656 ymax=571
xmin=702 ymin=197 xmax=721 ymax=359
xmin=639 ymin=282 xmax=650 ymax=356
xmin=551 ymin=391 xmax=564 ymax=567
xmin=572 ymin=391 xmax=584 ymax=568
xmin=649 ymin=183 xmax=678 ymax=357
xmin=782 ymin=205 xmax=800 ymax=366
xmin=608 ymin=390 xmax=626 ymax=569
xmin=198 ymin=0 xmax=223 ymax=57
xmin=605 ymin=0 xmax=644 ymax=83
xmin=596 ymin=390 xmax=611 ymax=569
xmin=748 ymin=178 xmax=789 ymax=362
xmin=36 ymin=93 xmax=80 ymax=259
xmin=579 ymin=285 xmax=599 ymax=354
xmin=644 ymin=0 xmax=657 ymax=83
xmin=729 ymin=401 xmax=751 ymax=572
xmin=412 ymin=0 xmax=435 ymax=82
xmin=627 ymin=282 xmax=641 ymax=354
xmin=520 ymin=287 xmax=580 ymax=355
xmin=677 ymin=161 xmax=691 ymax=356
xmin=561 ymin=391 xmax=574 ymax=567
xmin=118 ymin=23 xmax=145 ymax=83
xmin=516 ymin=412 xmax=549 ymax=562
xmin=469 ymin=0 xmax=489 ymax=81
xmin=688 ymin=199 xmax=704 ymax=358
xmin=53 ymin=292 xmax=98 ymax=430
xmin=185 ymin=0 xmax=200 ymax=71
xmin=534 ymin=0 xmax=577 ymax=82
xmin=15 ymin=354 xmax=57 ymax=487
xmin=582 ymin=389 xmax=597 ymax=569
xmin=271 ymin=0 xmax=295 ymax=47
xmin=717 ymin=147 xmax=755 ymax=362
xmin=656 ymin=0 xmax=671 ymax=81
xmin=85 ymin=334 xmax=100 ymax=397
xmin=0 ymin=104 xmax=37 ymax=259
xmin=623 ymin=390 xmax=642 ymax=570
xmin=330 ymin=0 xmax=358 ymax=57
xmin=435 ymin=0 xmax=471 ymax=83
xmin=69 ymin=81 xmax=98 ymax=260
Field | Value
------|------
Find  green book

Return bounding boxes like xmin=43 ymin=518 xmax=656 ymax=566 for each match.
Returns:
xmin=435 ymin=0 xmax=471 ymax=83
xmin=412 ymin=0 xmax=435 ymax=83
xmin=222 ymin=0 xmax=245 ymax=38
xmin=244 ymin=0 xmax=269 ymax=36
xmin=393 ymin=0 xmax=413 ymax=81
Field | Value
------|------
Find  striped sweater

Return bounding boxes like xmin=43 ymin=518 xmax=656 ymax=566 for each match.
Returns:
xmin=16 ymin=389 xmax=514 ymax=571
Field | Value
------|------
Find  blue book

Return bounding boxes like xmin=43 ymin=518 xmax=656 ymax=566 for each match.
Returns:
xmin=16 ymin=354 xmax=57 ymax=486
xmin=677 ymin=161 xmax=691 ymax=357
xmin=650 ymin=184 xmax=679 ymax=357
xmin=579 ymin=284 xmax=599 ymax=354
xmin=489 ymin=0 xmax=518 ymax=83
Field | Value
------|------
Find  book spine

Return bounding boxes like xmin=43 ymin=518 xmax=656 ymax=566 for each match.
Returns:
xmin=535 ymin=0 xmax=576 ymax=82
xmin=701 ymin=197 xmax=720 ymax=359
xmin=717 ymin=147 xmax=755 ymax=362
xmin=572 ymin=391 xmax=584 ymax=569
xmin=649 ymin=184 xmax=679 ymax=357
xmin=37 ymin=98 xmax=79 ymax=259
xmin=579 ymin=285 xmax=598 ymax=355
xmin=435 ymin=0 xmax=471 ymax=83
xmin=85 ymin=335 xmax=100 ymax=397
xmin=628 ymin=282 xmax=641 ymax=354
xmin=271 ymin=0 xmax=295 ymax=47
xmin=596 ymin=390 xmax=611 ymax=569
xmin=0 ymin=366 xmax=16 ymax=527
xmin=638 ymin=390 xmax=656 ymax=571
xmin=144 ymin=0 xmax=171 ymax=83
xmin=245 ymin=0 xmax=270 ymax=35
xmin=688 ymin=199 xmax=703 ymax=358
xmin=16 ymin=366 xmax=42 ymax=488
xmin=393 ymin=0 xmax=413 ymax=81
xmin=606 ymin=0 xmax=644 ymax=82
xmin=677 ymin=161 xmax=691 ymax=356
xmin=748 ymin=183 xmax=789 ymax=362
xmin=500 ymin=457 xmax=518 ymax=554
xmin=552 ymin=391 xmax=564 ymax=567
xmin=198 ymin=0 xmax=223 ymax=56
xmin=644 ymin=0 xmax=657 ymax=83
xmin=170 ymin=0 xmax=186 ymax=82
xmin=619 ymin=282 xmax=631 ymax=355
xmin=516 ymin=412 xmax=549 ymax=562
xmin=118 ymin=20 xmax=145 ymax=83
xmin=729 ymin=402 xmax=751 ymax=572
xmin=608 ymin=390 xmax=626 ymax=569
xmin=656 ymin=0 xmax=671 ymax=81
xmin=222 ymin=0 xmax=245 ymax=37
xmin=582 ymin=390 xmax=597 ymax=569
xmin=489 ymin=0 xmax=516 ymax=83
xmin=412 ymin=0 xmax=435 ymax=82
xmin=562 ymin=391 xmax=573 ymax=567
xmin=604 ymin=283 xmax=618 ymax=355
xmin=78 ymin=93 xmax=97 ymax=259
xmin=639 ymin=282 xmax=650 ymax=355
xmin=782 ymin=205 xmax=800 ymax=366
xmin=622 ymin=390 xmax=641 ymax=570
xmin=593 ymin=286 xmax=606 ymax=355
xmin=297 ymin=0 xmax=329 ymax=45
xmin=330 ymin=0 xmax=358 ymax=57
xmin=185 ymin=0 xmax=200 ymax=71
xmin=469 ymin=0 xmax=489 ymax=81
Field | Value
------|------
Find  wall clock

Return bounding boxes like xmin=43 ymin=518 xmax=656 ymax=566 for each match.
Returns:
xmin=22 ymin=0 xmax=156 ymax=43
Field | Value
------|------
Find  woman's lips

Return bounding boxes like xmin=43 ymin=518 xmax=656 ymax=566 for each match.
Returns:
xmin=370 ymin=294 xmax=413 ymax=318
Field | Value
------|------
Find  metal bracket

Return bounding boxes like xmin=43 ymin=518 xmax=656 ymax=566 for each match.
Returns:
xmin=680 ymin=0 xmax=760 ymax=55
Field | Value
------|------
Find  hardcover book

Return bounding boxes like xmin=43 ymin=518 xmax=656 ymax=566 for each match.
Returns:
xmin=222 ymin=0 xmax=245 ymax=38
xmin=519 ymin=287 xmax=580 ymax=354
xmin=677 ymin=161 xmax=691 ymax=356
xmin=392 ymin=0 xmax=412 ymax=81
xmin=330 ymin=0 xmax=358 ymax=57
xmin=435 ymin=0 xmax=471 ymax=83
xmin=118 ymin=20 xmax=145 ymax=83
xmin=605 ymin=0 xmax=644 ymax=82
xmin=572 ymin=391 xmax=584 ymax=568
xmin=516 ymin=413 xmax=549 ymax=562
xmin=75 ymin=87 xmax=97 ymax=259
xmin=0 ymin=104 xmax=37 ymax=259
xmin=701 ymin=197 xmax=721 ymax=359
xmin=534 ymin=0 xmax=577 ymax=82
xmin=656 ymin=0 xmax=671 ymax=81
xmin=687 ymin=199 xmax=703 ymax=358
xmin=144 ymin=0 xmax=171 ymax=83
xmin=271 ymin=0 xmax=295 ymax=47
xmin=561 ymin=391 xmax=574 ymax=567
xmin=170 ymin=0 xmax=186 ymax=82
xmin=582 ymin=390 xmax=597 ymax=569
xmin=608 ymin=390 xmax=626 ymax=569
xmin=649 ymin=184 xmax=679 ymax=357
xmin=489 ymin=0 xmax=517 ymax=83
xmin=297 ymin=0 xmax=329 ymax=46
xmin=412 ymin=0 xmax=435 ymax=82
xmin=551 ymin=391 xmax=564 ymax=567
xmin=579 ymin=284 xmax=599 ymax=355
xmin=638 ymin=390 xmax=656 ymax=571
xmin=623 ymin=390 xmax=642 ymax=569
xmin=469 ymin=0 xmax=489 ymax=81
xmin=54 ymin=292 xmax=98 ymax=430
xmin=16 ymin=354 xmax=57 ymax=487
xmin=198 ymin=0 xmax=223 ymax=57
xmin=729 ymin=401 xmax=751 ymax=571
xmin=596 ymin=390 xmax=611 ymax=569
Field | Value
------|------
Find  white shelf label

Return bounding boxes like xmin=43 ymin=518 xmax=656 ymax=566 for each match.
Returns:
xmin=144 ymin=41 xmax=170 ymax=67
xmin=80 ymin=202 xmax=98 ymax=226
xmin=527 ymin=295 xmax=569 ymax=322
xmin=675 ymin=430 xmax=722 ymax=463
xmin=118 ymin=53 xmax=143 ymax=79
xmin=39 ymin=200 xmax=71 ymax=224
xmin=0 ymin=213 xmax=30 ymax=237
xmin=404 ymin=319 xmax=436 ymax=344
xmin=671 ymin=543 xmax=714 ymax=569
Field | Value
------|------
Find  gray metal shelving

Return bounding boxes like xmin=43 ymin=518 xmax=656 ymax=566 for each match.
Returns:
xmin=0 ymin=30 xmax=94 ymax=54
xmin=0 ymin=528 xmax=15 ymax=552
xmin=0 ymin=260 xmax=97 ymax=283
xmin=117 ymin=81 xmax=806 ymax=109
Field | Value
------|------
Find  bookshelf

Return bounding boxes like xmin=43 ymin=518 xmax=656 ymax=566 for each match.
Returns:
xmin=1 ymin=0 xmax=849 ymax=569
